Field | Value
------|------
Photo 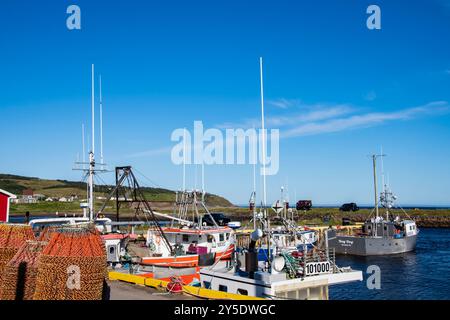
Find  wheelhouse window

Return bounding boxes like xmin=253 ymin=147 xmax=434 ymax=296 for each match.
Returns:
xmin=219 ymin=233 xmax=225 ymax=241
xmin=237 ymin=288 xmax=248 ymax=295
xmin=219 ymin=285 xmax=228 ymax=292
xmin=183 ymin=235 xmax=189 ymax=242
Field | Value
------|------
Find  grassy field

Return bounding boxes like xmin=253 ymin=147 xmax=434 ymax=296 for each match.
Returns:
xmin=11 ymin=202 xmax=450 ymax=228
xmin=1 ymin=173 xmax=233 ymax=211
xmin=9 ymin=196 xmax=234 ymax=216
xmin=215 ymin=207 xmax=450 ymax=227
xmin=5 ymin=173 xmax=449 ymax=227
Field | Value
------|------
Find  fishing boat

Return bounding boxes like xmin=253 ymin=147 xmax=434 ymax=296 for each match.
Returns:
xmin=29 ymin=216 xmax=112 ymax=233
xmin=270 ymin=193 xmax=318 ymax=249
xmin=199 ymin=58 xmax=362 ymax=299
xmin=141 ymin=190 xmax=235 ymax=267
xmin=328 ymin=154 xmax=419 ymax=256
xmin=200 ymin=228 xmax=362 ymax=299
xmin=248 ymin=190 xmax=318 ymax=261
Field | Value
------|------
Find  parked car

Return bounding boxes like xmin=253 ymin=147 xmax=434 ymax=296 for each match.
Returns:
xmin=196 ymin=213 xmax=231 ymax=226
xmin=296 ymin=200 xmax=312 ymax=211
xmin=340 ymin=202 xmax=359 ymax=212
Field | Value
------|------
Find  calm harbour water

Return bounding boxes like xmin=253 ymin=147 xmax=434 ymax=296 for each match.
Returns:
xmin=330 ymin=228 xmax=450 ymax=300
xmin=9 ymin=216 xmax=449 ymax=299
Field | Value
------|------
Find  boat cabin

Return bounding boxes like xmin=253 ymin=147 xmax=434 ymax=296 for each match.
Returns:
xmin=29 ymin=217 xmax=112 ymax=233
xmin=146 ymin=226 xmax=233 ymax=257
xmin=362 ymin=218 xmax=418 ymax=238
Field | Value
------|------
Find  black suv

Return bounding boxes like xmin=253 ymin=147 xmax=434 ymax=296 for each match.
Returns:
xmin=296 ymin=200 xmax=312 ymax=211
xmin=198 ymin=213 xmax=231 ymax=226
xmin=340 ymin=203 xmax=359 ymax=212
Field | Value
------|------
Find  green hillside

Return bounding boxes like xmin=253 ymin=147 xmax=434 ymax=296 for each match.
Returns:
xmin=0 ymin=173 xmax=234 ymax=214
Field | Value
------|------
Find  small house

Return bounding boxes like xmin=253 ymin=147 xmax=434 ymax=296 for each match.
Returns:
xmin=0 ymin=189 xmax=17 ymax=222
xmin=21 ymin=189 xmax=37 ymax=204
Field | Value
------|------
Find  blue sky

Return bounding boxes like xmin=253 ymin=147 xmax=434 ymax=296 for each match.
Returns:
xmin=0 ymin=0 xmax=449 ymax=206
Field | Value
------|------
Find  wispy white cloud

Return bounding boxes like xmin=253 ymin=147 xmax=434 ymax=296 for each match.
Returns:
xmin=217 ymin=103 xmax=355 ymax=129
xmin=217 ymin=100 xmax=449 ymax=138
xmin=267 ymin=104 xmax=354 ymax=127
xmin=283 ymin=101 xmax=449 ymax=138
xmin=267 ymin=98 xmax=300 ymax=109
xmin=127 ymin=101 xmax=449 ymax=159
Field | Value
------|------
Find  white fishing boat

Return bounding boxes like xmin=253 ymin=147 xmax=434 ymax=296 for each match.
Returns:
xmin=29 ymin=217 xmax=112 ymax=233
xmin=199 ymin=58 xmax=362 ymax=299
xmin=200 ymin=229 xmax=362 ymax=299
xmin=142 ymin=190 xmax=235 ymax=267
xmin=269 ymin=193 xmax=318 ymax=249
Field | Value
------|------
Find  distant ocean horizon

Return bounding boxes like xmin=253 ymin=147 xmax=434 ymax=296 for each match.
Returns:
xmin=235 ymin=204 xmax=450 ymax=210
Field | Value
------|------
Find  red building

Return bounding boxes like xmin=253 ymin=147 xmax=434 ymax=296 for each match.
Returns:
xmin=0 ymin=189 xmax=16 ymax=223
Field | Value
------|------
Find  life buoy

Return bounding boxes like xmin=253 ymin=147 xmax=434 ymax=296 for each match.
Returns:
xmin=167 ymin=277 xmax=184 ymax=294
xmin=155 ymin=235 xmax=162 ymax=245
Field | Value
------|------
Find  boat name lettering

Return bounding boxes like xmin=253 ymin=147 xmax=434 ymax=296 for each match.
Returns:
xmin=338 ymin=239 xmax=354 ymax=246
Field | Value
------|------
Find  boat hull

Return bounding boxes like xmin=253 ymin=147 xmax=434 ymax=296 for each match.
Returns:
xmin=141 ymin=245 xmax=234 ymax=268
xmin=328 ymin=234 xmax=418 ymax=256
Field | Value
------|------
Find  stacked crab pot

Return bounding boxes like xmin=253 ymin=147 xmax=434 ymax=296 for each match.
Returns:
xmin=0 ymin=240 xmax=47 ymax=300
xmin=0 ymin=224 xmax=36 ymax=299
xmin=33 ymin=226 xmax=107 ymax=300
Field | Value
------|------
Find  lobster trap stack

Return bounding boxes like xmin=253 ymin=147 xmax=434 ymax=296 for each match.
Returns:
xmin=0 ymin=241 xmax=47 ymax=300
xmin=33 ymin=226 xmax=107 ymax=300
xmin=0 ymin=224 xmax=36 ymax=299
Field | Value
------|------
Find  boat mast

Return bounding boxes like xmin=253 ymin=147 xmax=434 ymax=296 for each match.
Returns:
xmin=99 ymin=74 xmax=104 ymax=169
xmin=372 ymin=154 xmax=379 ymax=219
xmin=88 ymin=64 xmax=96 ymax=221
xmin=380 ymin=146 xmax=388 ymax=220
xmin=82 ymin=124 xmax=86 ymax=170
xmin=259 ymin=57 xmax=271 ymax=267
xmin=73 ymin=65 xmax=108 ymax=221
xmin=251 ymin=128 xmax=257 ymax=230
xmin=372 ymin=152 xmax=385 ymax=220
xmin=201 ymin=161 xmax=205 ymax=202
xmin=259 ymin=57 xmax=267 ymax=218
xmin=183 ymin=128 xmax=186 ymax=191
xmin=381 ymin=147 xmax=385 ymax=193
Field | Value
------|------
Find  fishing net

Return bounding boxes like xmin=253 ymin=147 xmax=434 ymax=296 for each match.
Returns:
xmin=0 ymin=240 xmax=47 ymax=300
xmin=0 ymin=224 xmax=36 ymax=299
xmin=33 ymin=225 xmax=107 ymax=300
